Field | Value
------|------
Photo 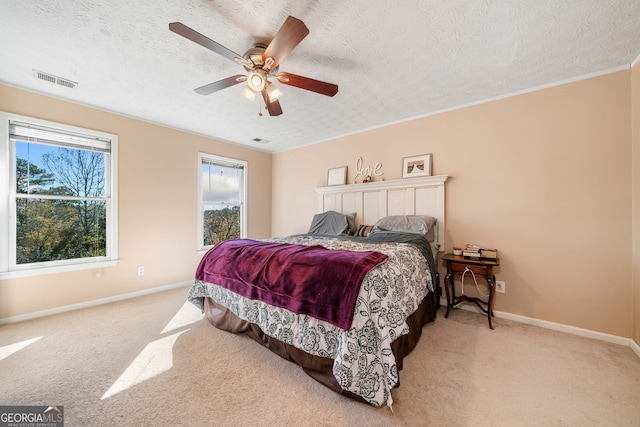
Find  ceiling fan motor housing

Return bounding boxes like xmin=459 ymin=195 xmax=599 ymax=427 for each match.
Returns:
xmin=243 ymin=44 xmax=266 ymax=68
xmin=243 ymin=43 xmax=279 ymax=75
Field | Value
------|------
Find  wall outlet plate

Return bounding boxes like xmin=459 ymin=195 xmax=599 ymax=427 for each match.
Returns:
xmin=496 ymin=280 xmax=505 ymax=293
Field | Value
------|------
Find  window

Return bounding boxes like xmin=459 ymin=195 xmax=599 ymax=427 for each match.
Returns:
xmin=0 ymin=112 xmax=118 ymax=278
xmin=198 ymin=153 xmax=246 ymax=250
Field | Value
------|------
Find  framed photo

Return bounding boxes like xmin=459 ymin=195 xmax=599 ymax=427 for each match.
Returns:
xmin=402 ymin=153 xmax=432 ymax=178
xmin=327 ymin=166 xmax=347 ymax=186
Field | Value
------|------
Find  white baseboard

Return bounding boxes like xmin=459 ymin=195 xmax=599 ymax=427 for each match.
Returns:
xmin=0 ymin=281 xmax=193 ymax=325
xmin=631 ymin=338 xmax=640 ymax=359
xmin=440 ymin=298 xmax=640 ymax=359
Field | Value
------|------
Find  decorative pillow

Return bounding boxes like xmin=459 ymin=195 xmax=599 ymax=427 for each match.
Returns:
xmin=355 ymin=225 xmax=374 ymax=237
xmin=308 ymin=211 xmax=357 ymax=236
xmin=371 ymin=215 xmax=437 ymax=241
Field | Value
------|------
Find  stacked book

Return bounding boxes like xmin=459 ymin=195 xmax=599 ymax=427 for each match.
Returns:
xmin=463 ymin=244 xmax=498 ymax=260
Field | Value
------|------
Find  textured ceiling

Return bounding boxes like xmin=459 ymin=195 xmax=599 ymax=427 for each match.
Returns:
xmin=1 ymin=0 xmax=640 ymax=153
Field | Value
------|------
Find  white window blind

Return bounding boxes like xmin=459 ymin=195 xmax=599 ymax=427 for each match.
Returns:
xmin=10 ymin=121 xmax=111 ymax=152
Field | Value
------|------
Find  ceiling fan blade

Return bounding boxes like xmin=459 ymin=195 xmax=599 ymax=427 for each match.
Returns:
xmin=261 ymin=90 xmax=283 ymax=116
xmin=169 ymin=22 xmax=245 ymax=64
xmin=277 ymin=72 xmax=338 ymax=97
xmin=262 ymin=16 xmax=309 ymax=68
xmin=194 ymin=75 xmax=246 ymax=95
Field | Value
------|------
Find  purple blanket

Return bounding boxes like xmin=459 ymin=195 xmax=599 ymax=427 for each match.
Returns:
xmin=195 ymin=239 xmax=388 ymax=330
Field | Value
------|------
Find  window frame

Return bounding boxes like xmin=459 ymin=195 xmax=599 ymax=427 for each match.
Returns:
xmin=197 ymin=152 xmax=247 ymax=252
xmin=0 ymin=112 xmax=118 ymax=279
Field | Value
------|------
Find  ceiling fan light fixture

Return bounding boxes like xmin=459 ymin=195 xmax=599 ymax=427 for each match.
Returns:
xmin=266 ymin=82 xmax=283 ymax=102
xmin=241 ymin=86 xmax=256 ymax=101
xmin=247 ymin=70 xmax=266 ymax=92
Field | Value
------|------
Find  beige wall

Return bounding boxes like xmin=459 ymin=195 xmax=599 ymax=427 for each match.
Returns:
xmin=3 ymin=68 xmax=636 ymax=340
xmin=273 ymin=71 xmax=633 ymax=337
xmin=0 ymin=84 xmax=272 ymax=319
xmin=633 ymin=60 xmax=640 ymax=346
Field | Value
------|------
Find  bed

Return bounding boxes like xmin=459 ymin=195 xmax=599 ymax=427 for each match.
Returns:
xmin=187 ymin=176 xmax=448 ymax=407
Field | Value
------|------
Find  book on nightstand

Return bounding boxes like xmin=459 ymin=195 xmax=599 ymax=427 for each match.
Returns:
xmin=464 ymin=244 xmax=498 ymax=260
xmin=462 ymin=248 xmax=481 ymax=258
xmin=480 ymin=248 xmax=498 ymax=259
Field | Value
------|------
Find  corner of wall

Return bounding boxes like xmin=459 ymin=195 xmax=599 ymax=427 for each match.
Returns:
xmin=632 ymin=56 xmax=640 ymax=346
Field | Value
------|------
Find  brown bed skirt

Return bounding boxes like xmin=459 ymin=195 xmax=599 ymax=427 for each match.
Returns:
xmin=203 ymin=285 xmax=439 ymax=403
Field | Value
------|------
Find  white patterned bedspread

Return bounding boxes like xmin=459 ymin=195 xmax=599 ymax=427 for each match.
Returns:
xmin=187 ymin=235 xmax=434 ymax=407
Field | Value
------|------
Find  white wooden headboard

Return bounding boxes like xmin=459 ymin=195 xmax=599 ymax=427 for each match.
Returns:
xmin=314 ymin=175 xmax=448 ymax=251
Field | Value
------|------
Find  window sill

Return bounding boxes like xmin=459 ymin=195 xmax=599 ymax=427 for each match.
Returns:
xmin=0 ymin=260 xmax=118 ymax=280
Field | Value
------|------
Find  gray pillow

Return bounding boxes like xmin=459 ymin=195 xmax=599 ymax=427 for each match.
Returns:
xmin=371 ymin=215 xmax=437 ymax=241
xmin=344 ymin=212 xmax=357 ymax=235
xmin=308 ymin=211 xmax=357 ymax=235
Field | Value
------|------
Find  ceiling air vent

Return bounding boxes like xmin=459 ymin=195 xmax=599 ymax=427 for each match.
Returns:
xmin=33 ymin=69 xmax=78 ymax=89
xmin=252 ymin=138 xmax=270 ymax=144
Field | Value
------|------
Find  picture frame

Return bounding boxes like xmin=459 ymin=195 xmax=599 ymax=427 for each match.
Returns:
xmin=327 ymin=166 xmax=347 ymax=186
xmin=402 ymin=153 xmax=432 ymax=178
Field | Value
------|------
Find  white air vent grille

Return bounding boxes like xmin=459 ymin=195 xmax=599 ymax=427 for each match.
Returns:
xmin=33 ymin=70 xmax=78 ymax=89
xmin=252 ymin=138 xmax=270 ymax=144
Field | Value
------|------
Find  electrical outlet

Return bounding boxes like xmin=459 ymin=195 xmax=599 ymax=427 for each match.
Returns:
xmin=137 ymin=266 xmax=145 ymax=276
xmin=495 ymin=280 xmax=505 ymax=293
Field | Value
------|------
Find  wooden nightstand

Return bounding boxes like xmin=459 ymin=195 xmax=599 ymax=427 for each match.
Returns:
xmin=442 ymin=253 xmax=500 ymax=329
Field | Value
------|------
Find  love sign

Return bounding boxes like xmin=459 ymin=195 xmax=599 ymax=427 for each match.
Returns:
xmin=354 ymin=157 xmax=383 ymax=182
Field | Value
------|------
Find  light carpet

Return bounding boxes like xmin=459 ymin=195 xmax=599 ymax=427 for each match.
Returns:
xmin=1 ymin=286 xmax=639 ymax=426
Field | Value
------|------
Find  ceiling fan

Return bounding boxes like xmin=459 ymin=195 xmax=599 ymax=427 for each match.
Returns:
xmin=169 ymin=16 xmax=339 ymax=116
